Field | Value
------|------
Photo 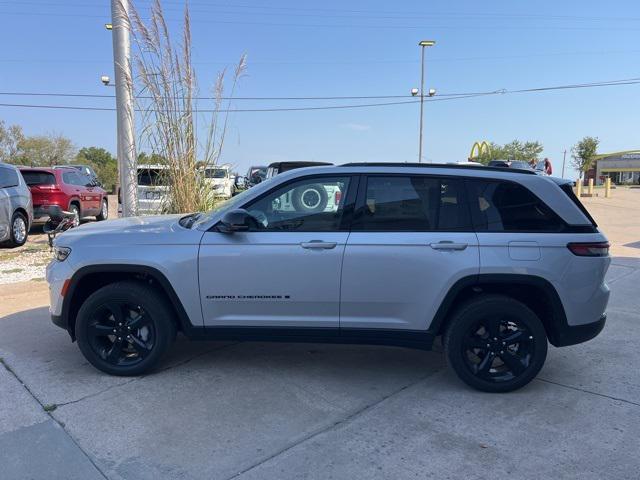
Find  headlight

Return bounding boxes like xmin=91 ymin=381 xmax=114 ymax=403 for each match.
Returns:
xmin=53 ymin=246 xmax=71 ymax=262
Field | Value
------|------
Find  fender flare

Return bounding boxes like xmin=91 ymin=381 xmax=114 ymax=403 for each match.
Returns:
xmin=428 ymin=273 xmax=569 ymax=345
xmin=61 ymin=264 xmax=195 ymax=340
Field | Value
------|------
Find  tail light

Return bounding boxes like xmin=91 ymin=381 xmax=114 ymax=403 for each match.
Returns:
xmin=567 ymin=242 xmax=610 ymax=257
xmin=34 ymin=184 xmax=61 ymax=192
xmin=334 ymin=190 xmax=342 ymax=205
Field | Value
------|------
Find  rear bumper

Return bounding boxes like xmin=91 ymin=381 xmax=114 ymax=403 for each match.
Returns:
xmin=550 ymin=314 xmax=606 ymax=347
xmin=34 ymin=204 xmax=64 ymax=219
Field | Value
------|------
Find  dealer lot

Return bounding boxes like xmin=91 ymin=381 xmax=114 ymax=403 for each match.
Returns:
xmin=1 ymin=190 xmax=640 ymax=480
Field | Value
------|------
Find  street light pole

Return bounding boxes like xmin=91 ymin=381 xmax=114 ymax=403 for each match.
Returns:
xmin=111 ymin=0 xmax=137 ymax=217
xmin=417 ymin=40 xmax=435 ymax=163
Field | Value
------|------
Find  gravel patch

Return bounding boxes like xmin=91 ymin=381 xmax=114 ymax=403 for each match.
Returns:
xmin=0 ymin=229 xmax=52 ymax=285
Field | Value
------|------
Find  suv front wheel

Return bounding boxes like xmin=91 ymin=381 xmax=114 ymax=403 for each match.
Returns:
xmin=444 ymin=294 xmax=548 ymax=393
xmin=76 ymin=281 xmax=176 ymax=376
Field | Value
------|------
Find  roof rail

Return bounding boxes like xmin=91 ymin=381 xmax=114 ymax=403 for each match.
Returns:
xmin=340 ymin=162 xmax=537 ymax=175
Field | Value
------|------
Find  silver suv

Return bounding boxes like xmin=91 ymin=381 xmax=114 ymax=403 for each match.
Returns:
xmin=47 ymin=163 xmax=610 ymax=392
xmin=0 ymin=162 xmax=33 ymax=247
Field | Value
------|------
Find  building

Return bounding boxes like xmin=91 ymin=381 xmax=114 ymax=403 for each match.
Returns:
xmin=585 ymin=150 xmax=640 ymax=185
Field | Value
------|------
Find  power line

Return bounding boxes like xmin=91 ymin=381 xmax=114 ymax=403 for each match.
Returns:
xmin=0 ymin=78 xmax=638 ymax=113
xmin=2 ymin=49 xmax=639 ymax=66
xmin=0 ymin=76 xmax=638 ymax=101
xmin=1 ymin=0 xmax=639 ymax=23
xmin=2 ymin=9 xmax=640 ymax=31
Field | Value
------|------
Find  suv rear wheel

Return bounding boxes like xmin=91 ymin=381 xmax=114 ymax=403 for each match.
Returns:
xmin=76 ymin=281 xmax=176 ymax=376
xmin=444 ymin=294 xmax=548 ymax=392
xmin=96 ymin=198 xmax=108 ymax=221
xmin=69 ymin=204 xmax=80 ymax=227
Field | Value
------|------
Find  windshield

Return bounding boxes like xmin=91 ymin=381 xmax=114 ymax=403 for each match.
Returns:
xmin=204 ymin=168 xmax=227 ymax=179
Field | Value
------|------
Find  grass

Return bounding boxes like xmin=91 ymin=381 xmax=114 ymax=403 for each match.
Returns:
xmin=129 ymin=0 xmax=246 ymax=214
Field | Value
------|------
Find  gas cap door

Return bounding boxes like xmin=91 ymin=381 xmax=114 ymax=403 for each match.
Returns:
xmin=508 ymin=241 xmax=541 ymax=261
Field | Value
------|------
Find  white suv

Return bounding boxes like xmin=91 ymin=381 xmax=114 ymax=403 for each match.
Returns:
xmin=47 ymin=163 xmax=610 ymax=392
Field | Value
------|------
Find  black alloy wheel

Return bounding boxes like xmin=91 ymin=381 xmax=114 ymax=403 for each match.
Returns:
xmin=461 ymin=315 xmax=535 ymax=383
xmin=76 ymin=281 xmax=176 ymax=376
xmin=86 ymin=302 xmax=156 ymax=367
xmin=444 ymin=295 xmax=548 ymax=392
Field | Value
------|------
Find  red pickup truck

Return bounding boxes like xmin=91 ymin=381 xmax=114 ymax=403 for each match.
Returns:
xmin=19 ymin=167 xmax=108 ymax=226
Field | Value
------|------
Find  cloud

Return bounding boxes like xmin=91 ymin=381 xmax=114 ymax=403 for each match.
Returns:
xmin=340 ymin=123 xmax=371 ymax=132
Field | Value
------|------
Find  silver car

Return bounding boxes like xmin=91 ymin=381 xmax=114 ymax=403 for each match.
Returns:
xmin=47 ymin=163 xmax=610 ymax=392
xmin=0 ymin=162 xmax=33 ymax=248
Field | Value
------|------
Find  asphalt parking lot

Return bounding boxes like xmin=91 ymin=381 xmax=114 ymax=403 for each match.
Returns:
xmin=1 ymin=189 xmax=640 ymax=480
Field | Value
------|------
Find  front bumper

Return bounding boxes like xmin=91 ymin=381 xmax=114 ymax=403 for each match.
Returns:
xmin=51 ymin=313 xmax=68 ymax=331
xmin=550 ymin=314 xmax=606 ymax=347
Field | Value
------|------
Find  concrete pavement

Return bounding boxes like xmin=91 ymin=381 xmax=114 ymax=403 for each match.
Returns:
xmin=1 ymin=189 xmax=639 ymax=479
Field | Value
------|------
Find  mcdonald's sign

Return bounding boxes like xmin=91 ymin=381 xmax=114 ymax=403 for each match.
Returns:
xmin=469 ymin=141 xmax=491 ymax=160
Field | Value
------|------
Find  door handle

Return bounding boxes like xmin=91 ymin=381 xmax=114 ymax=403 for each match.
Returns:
xmin=300 ymin=241 xmax=337 ymax=249
xmin=430 ymin=241 xmax=468 ymax=251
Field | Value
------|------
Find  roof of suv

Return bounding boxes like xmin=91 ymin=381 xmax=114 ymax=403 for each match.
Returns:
xmin=19 ymin=166 xmax=73 ymax=174
xmin=341 ymin=162 xmax=536 ymax=175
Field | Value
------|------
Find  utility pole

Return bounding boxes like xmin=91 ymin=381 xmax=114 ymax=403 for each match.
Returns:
xmin=417 ymin=40 xmax=435 ymax=163
xmin=562 ymin=149 xmax=567 ymax=178
xmin=111 ymin=0 xmax=137 ymax=216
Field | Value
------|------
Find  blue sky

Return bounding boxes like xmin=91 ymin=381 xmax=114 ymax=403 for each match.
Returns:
xmin=1 ymin=0 xmax=639 ymax=178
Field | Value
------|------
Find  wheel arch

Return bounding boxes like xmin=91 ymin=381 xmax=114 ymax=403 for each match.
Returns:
xmin=68 ymin=198 xmax=81 ymax=213
xmin=61 ymin=264 xmax=194 ymax=341
xmin=13 ymin=207 xmax=30 ymax=229
xmin=429 ymin=274 xmax=569 ymax=347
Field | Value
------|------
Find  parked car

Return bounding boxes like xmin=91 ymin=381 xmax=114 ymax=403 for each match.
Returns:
xmin=487 ymin=160 xmax=533 ymax=171
xmin=265 ymin=161 xmax=333 ymax=180
xmin=20 ymin=167 xmax=108 ymax=226
xmin=202 ymin=164 xmax=235 ymax=199
xmin=0 ymin=163 xmax=33 ymax=247
xmin=245 ymin=165 xmax=267 ymax=187
xmin=136 ymin=164 xmax=170 ymax=215
xmin=47 ymin=162 xmax=610 ymax=392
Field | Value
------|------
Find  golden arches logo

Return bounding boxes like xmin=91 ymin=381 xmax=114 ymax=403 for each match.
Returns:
xmin=469 ymin=141 xmax=491 ymax=160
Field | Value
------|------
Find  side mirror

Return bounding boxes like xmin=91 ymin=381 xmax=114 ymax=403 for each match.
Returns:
xmin=217 ymin=209 xmax=257 ymax=233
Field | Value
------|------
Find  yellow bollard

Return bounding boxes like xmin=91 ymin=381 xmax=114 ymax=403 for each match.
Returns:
xmin=576 ymin=179 xmax=582 ymax=197
xmin=588 ymin=178 xmax=594 ymax=196
xmin=605 ymin=177 xmax=611 ymax=198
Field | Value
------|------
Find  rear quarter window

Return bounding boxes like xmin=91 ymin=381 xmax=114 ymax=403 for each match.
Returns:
xmin=466 ymin=179 xmax=567 ymax=232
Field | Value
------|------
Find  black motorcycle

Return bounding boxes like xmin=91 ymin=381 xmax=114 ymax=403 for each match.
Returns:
xmin=43 ymin=206 xmax=77 ymax=248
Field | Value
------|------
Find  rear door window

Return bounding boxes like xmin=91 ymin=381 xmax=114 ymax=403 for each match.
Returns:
xmin=0 ymin=166 xmax=19 ymax=189
xmin=466 ymin=179 xmax=566 ymax=232
xmin=352 ymin=175 xmax=471 ymax=231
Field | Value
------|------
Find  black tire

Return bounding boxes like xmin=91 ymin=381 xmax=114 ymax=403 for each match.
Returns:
xmin=96 ymin=198 xmax=108 ymax=221
xmin=76 ymin=281 xmax=177 ymax=376
xmin=291 ymin=184 xmax=328 ymax=213
xmin=2 ymin=211 xmax=28 ymax=248
xmin=443 ymin=294 xmax=548 ymax=393
xmin=69 ymin=203 xmax=81 ymax=227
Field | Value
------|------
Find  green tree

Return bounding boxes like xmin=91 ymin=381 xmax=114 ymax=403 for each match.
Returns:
xmin=571 ymin=136 xmax=599 ymax=178
xmin=0 ymin=120 xmax=25 ymax=163
xmin=76 ymin=147 xmax=118 ymax=190
xmin=474 ymin=140 xmax=544 ymax=164
xmin=15 ymin=133 xmax=75 ymax=167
